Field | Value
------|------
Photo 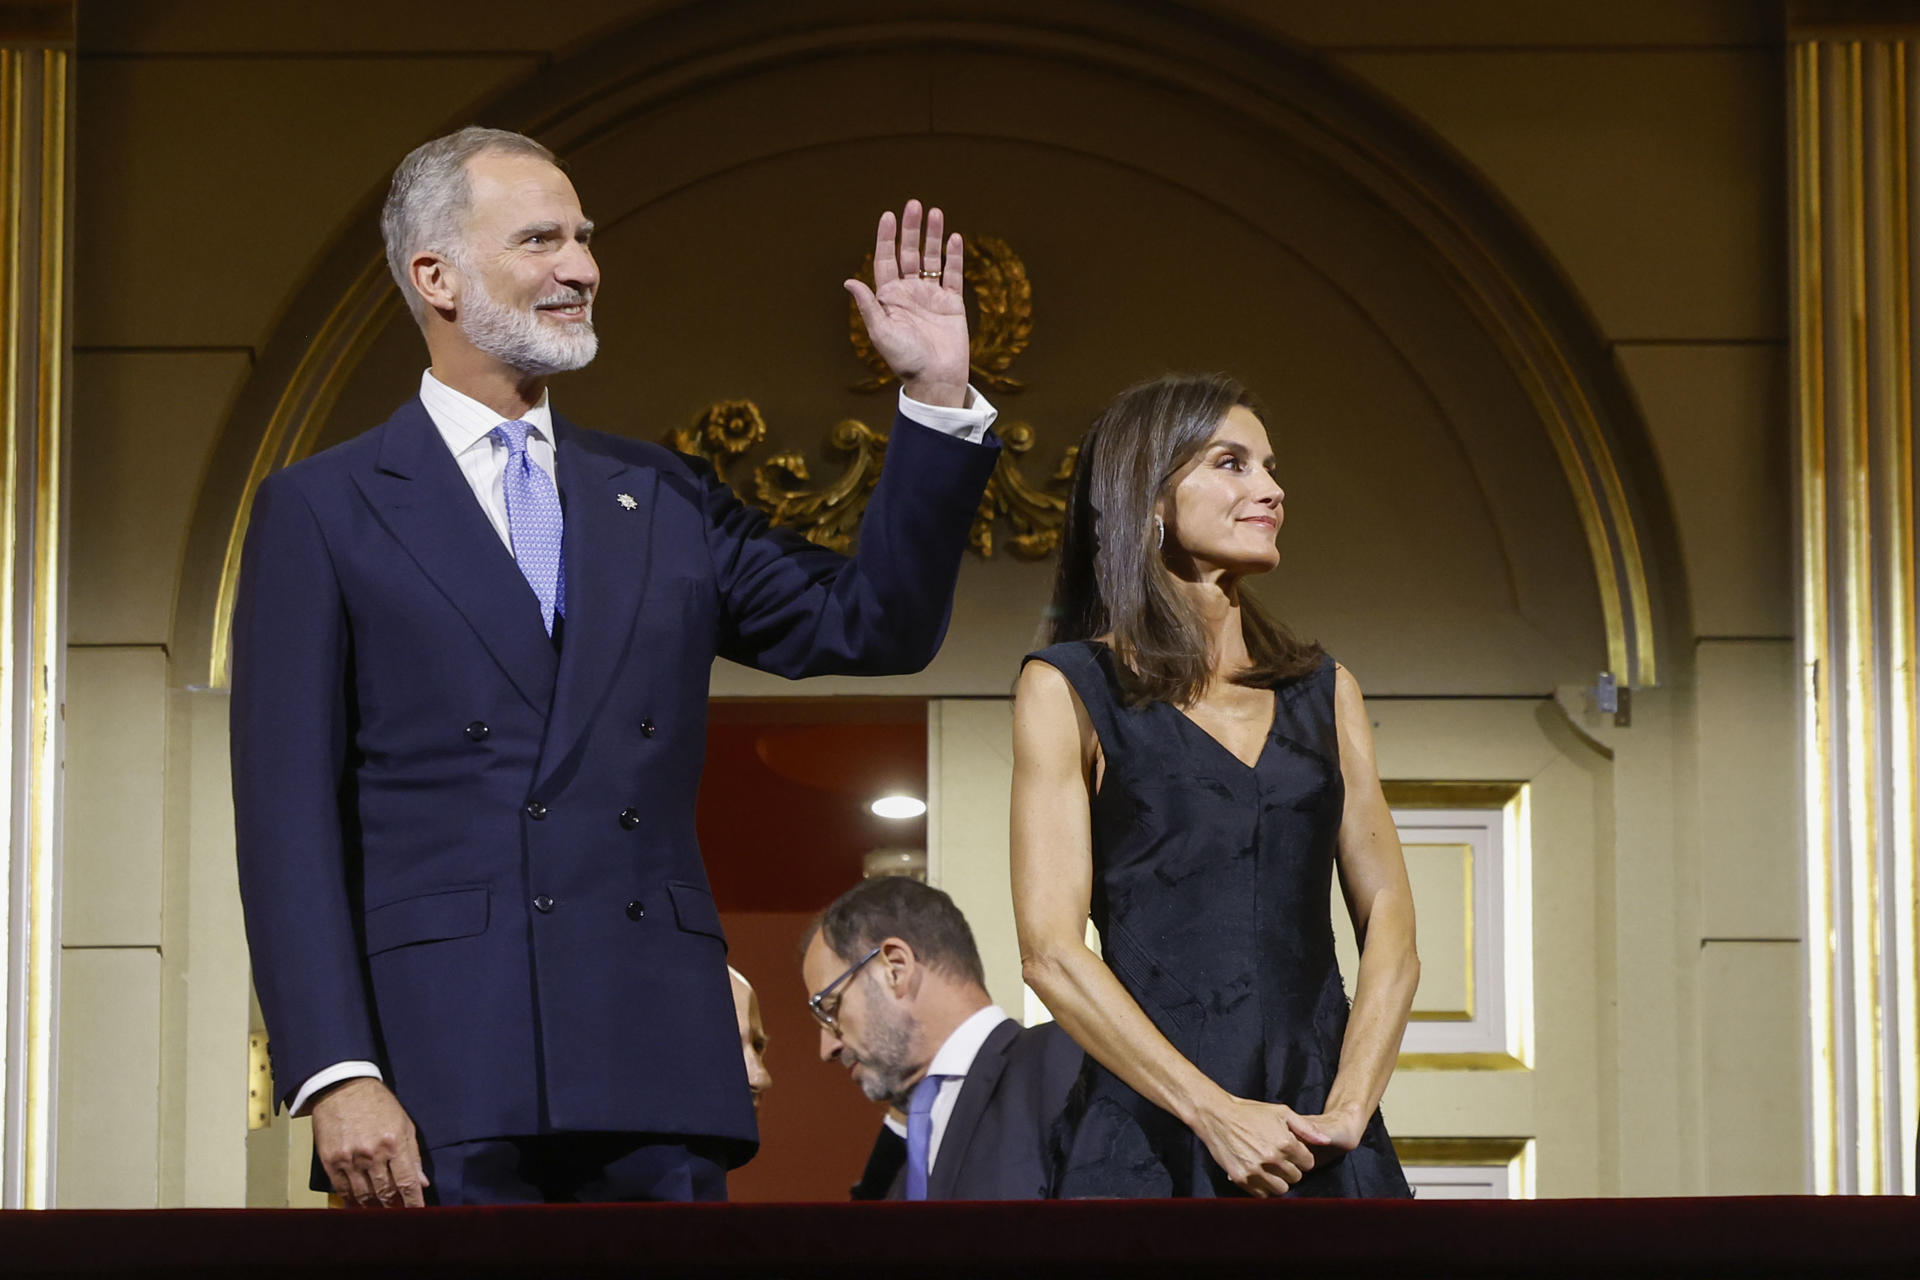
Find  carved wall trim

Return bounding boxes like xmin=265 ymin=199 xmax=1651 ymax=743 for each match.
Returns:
xmin=674 ymin=233 xmax=1074 ymax=559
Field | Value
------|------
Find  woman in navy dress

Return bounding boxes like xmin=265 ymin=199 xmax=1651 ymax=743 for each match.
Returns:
xmin=1012 ymin=373 xmax=1417 ymax=1198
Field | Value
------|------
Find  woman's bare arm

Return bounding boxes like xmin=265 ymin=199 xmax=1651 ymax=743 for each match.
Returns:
xmin=1295 ymin=664 xmax=1419 ymax=1145
xmin=1011 ymin=658 xmax=1323 ymax=1194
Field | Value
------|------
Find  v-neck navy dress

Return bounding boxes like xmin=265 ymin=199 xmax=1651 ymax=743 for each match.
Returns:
xmin=1027 ymin=640 xmax=1410 ymax=1199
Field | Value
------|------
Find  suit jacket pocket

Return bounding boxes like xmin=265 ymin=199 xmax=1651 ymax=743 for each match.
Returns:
xmin=363 ymin=886 xmax=490 ymax=956
xmin=666 ymin=880 xmax=727 ymax=946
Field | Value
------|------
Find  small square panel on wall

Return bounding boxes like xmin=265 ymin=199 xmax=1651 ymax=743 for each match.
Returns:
xmin=1333 ymin=782 xmax=1533 ymax=1070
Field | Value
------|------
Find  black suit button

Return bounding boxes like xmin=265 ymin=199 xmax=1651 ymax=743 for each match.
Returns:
xmin=525 ymin=801 xmax=548 ymax=820
xmin=626 ymin=900 xmax=646 ymax=920
xmin=465 ymin=721 xmax=490 ymax=742
xmin=640 ymin=718 xmax=656 ymax=738
xmin=533 ymin=895 xmax=555 ymax=913
xmin=619 ymin=808 xmax=642 ymax=830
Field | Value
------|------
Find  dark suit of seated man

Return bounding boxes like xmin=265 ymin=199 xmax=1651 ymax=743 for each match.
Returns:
xmin=801 ymin=878 xmax=1082 ymax=1201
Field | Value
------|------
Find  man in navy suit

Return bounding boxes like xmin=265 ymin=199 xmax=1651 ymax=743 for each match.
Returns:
xmin=230 ymin=126 xmax=1000 ymax=1206
xmin=801 ymin=878 xmax=1082 ymax=1201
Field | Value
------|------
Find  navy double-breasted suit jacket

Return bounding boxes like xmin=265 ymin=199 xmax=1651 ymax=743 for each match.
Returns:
xmin=230 ymin=396 xmax=998 ymax=1161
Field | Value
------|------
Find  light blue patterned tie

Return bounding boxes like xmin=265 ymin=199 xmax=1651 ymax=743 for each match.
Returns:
xmin=904 ymin=1073 xmax=947 ymax=1201
xmin=492 ymin=419 xmax=565 ymax=635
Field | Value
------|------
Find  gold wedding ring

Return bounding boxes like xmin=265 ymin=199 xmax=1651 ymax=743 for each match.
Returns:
xmin=918 ymin=269 xmax=943 ymax=279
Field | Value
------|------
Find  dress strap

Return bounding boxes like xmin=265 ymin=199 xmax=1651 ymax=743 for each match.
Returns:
xmin=1272 ymin=651 xmax=1340 ymax=767
xmin=1021 ymin=640 xmax=1124 ymax=753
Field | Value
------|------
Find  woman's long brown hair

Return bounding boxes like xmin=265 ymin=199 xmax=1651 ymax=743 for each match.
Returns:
xmin=1046 ymin=372 xmax=1323 ymax=707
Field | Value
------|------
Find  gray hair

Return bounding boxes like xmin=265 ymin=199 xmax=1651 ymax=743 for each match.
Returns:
xmin=380 ymin=126 xmax=558 ymax=323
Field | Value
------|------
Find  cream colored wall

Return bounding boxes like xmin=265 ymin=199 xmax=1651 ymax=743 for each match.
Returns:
xmin=927 ymin=701 xmax=1024 ymax=1018
xmin=56 ymin=1 xmax=1798 ymax=1203
xmin=1233 ymin=0 xmax=1799 ymax=1194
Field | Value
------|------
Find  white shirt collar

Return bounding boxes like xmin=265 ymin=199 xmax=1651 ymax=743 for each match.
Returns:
xmin=925 ymin=1004 xmax=1008 ymax=1081
xmin=418 ymin=369 xmax=555 ymax=456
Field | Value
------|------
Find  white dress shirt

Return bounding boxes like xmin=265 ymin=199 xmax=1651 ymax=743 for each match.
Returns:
xmin=882 ymin=1004 xmax=1010 ymax=1173
xmin=288 ymin=373 xmax=996 ymax=1117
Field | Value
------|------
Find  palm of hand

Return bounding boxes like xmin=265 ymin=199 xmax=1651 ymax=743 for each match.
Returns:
xmin=865 ymin=276 xmax=968 ymax=383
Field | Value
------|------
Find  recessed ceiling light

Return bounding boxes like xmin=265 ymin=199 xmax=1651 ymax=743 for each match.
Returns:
xmin=870 ymin=794 xmax=926 ymax=819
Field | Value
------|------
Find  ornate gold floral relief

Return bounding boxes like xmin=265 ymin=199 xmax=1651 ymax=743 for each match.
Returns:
xmin=673 ymin=236 xmax=1072 ymax=557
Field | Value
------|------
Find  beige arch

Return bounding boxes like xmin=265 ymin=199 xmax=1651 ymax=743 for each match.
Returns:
xmin=174 ymin=1 xmax=1672 ymax=691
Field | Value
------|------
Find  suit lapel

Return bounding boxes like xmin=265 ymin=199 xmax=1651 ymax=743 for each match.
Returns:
xmin=352 ymin=399 xmax=557 ymax=713
xmin=928 ymin=1018 xmax=1019 ymax=1200
xmin=535 ymin=415 xmax=656 ymax=790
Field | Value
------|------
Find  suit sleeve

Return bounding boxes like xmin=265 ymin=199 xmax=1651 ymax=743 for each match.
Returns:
xmin=229 ymin=471 xmax=381 ymax=1108
xmin=704 ymin=413 xmax=999 ymax=678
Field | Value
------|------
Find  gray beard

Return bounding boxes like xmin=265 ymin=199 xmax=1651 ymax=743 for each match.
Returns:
xmin=459 ymin=271 xmax=598 ymax=377
xmin=850 ymin=1001 xmax=918 ymax=1104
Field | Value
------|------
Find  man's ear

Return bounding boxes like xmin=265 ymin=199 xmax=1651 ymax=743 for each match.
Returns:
xmin=409 ymin=251 xmax=458 ymax=314
xmin=877 ymin=937 xmax=917 ymax=995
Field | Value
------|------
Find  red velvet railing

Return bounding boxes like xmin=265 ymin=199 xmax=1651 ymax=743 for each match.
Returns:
xmin=4 ymin=1196 xmax=1918 ymax=1278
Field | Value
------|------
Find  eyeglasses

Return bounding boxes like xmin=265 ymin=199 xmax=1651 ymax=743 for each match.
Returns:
xmin=807 ymin=945 xmax=882 ymax=1035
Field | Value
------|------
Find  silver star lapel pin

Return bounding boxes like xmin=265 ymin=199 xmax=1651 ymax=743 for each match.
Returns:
xmin=616 ymin=493 xmax=638 ymax=510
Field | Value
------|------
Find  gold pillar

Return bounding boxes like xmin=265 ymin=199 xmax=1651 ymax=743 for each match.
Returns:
xmin=0 ymin=2 xmax=69 ymax=1210
xmin=1792 ymin=24 xmax=1920 ymax=1196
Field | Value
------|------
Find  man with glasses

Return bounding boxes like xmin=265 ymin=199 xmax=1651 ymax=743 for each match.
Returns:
xmin=800 ymin=877 xmax=1081 ymax=1200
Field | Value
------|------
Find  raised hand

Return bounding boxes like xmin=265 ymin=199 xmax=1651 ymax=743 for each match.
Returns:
xmin=310 ymin=1077 xmax=430 ymax=1208
xmin=844 ymin=199 xmax=970 ymax=408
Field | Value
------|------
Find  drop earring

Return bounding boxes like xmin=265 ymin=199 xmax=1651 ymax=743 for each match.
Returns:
xmin=1153 ymin=515 xmax=1165 ymax=550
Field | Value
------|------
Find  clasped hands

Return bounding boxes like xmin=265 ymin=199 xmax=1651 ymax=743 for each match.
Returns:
xmin=1192 ymin=1094 xmax=1368 ymax=1198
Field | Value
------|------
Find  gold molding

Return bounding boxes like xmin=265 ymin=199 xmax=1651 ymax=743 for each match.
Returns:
xmin=1393 ymin=1136 xmax=1531 ymax=1164
xmin=247 ymin=1034 xmax=271 ymax=1131
xmin=1886 ymin=41 xmax=1920 ymax=1206
xmin=1330 ymin=113 xmax=1659 ymax=688
xmin=677 ymin=234 xmax=1076 ymax=559
xmin=970 ymin=421 xmax=1076 ymax=560
xmin=0 ymin=44 xmax=20 ymax=1205
xmin=1392 ymin=1136 xmax=1535 ymax=1198
xmin=1793 ymin=36 xmax=1920 ymax=1195
xmin=1793 ymin=36 xmax=1841 ymax=1198
xmin=1386 ymin=782 xmax=1533 ymax=1073
xmin=1383 ymin=780 xmax=1524 ymax=810
xmin=24 ymin=43 xmax=64 ymax=1212
xmin=0 ymin=39 xmax=68 ymax=1209
xmin=1397 ymin=1052 xmax=1528 ymax=1072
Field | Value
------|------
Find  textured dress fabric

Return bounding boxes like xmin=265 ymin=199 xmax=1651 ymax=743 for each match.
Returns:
xmin=1027 ymin=640 xmax=1411 ymax=1199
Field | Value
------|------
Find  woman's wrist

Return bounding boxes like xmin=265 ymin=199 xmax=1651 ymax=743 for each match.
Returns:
xmin=1174 ymin=1079 xmax=1233 ymax=1132
xmin=1320 ymin=1095 xmax=1370 ymax=1129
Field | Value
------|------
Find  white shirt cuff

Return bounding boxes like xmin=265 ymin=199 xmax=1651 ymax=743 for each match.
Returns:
xmin=289 ymin=1060 xmax=384 ymax=1117
xmin=897 ymin=386 xmax=997 ymax=444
